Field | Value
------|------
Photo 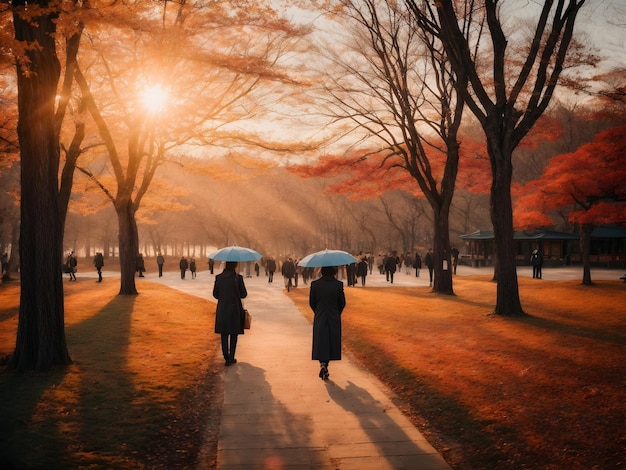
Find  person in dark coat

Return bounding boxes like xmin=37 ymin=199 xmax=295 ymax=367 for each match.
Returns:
xmin=179 ymin=256 xmax=189 ymax=279
xmin=346 ymin=262 xmax=356 ymax=287
xmin=310 ymin=265 xmax=346 ymax=381
xmin=383 ymin=252 xmax=398 ymax=284
xmin=413 ymin=252 xmax=422 ymax=277
xmin=213 ymin=261 xmax=247 ymax=366
xmin=356 ymin=257 xmax=368 ymax=286
xmin=531 ymin=245 xmax=543 ymax=279
xmin=136 ymin=253 xmax=146 ymax=277
xmin=156 ymin=253 xmax=165 ymax=277
xmin=281 ymin=257 xmax=296 ymax=291
xmin=190 ymin=258 xmax=197 ymax=279
xmin=266 ymin=257 xmax=276 ymax=283
xmin=424 ymin=249 xmax=434 ymax=286
xmin=93 ymin=252 xmax=104 ymax=282
xmin=67 ymin=251 xmax=77 ymax=281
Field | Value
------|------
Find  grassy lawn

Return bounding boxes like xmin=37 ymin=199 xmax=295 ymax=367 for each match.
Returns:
xmin=1 ymin=275 xmax=625 ymax=468
xmin=0 ymin=279 xmax=222 ymax=469
xmin=290 ymin=276 xmax=626 ymax=469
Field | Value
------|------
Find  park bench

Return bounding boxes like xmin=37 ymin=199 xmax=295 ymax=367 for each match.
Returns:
xmin=620 ymin=274 xmax=626 ymax=283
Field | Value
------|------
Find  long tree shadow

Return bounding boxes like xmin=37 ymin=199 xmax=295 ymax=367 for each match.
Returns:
xmin=336 ymin=344 xmax=536 ymax=468
xmin=219 ymin=362 xmax=324 ymax=466
xmin=509 ymin=313 xmax=626 ymax=344
xmin=324 ymin=378 xmax=458 ymax=467
xmin=0 ymin=364 xmax=68 ymax=468
xmin=65 ymin=294 xmax=142 ymax=467
xmin=0 ymin=293 xmax=173 ymax=468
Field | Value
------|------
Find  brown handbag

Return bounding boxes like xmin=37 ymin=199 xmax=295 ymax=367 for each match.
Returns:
xmin=234 ymin=276 xmax=251 ymax=329
xmin=243 ymin=309 xmax=251 ymax=329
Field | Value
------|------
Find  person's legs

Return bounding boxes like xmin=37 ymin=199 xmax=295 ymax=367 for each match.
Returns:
xmin=221 ymin=334 xmax=229 ymax=364
xmin=221 ymin=334 xmax=238 ymax=366
xmin=319 ymin=361 xmax=329 ymax=380
xmin=221 ymin=334 xmax=238 ymax=365
xmin=228 ymin=334 xmax=238 ymax=364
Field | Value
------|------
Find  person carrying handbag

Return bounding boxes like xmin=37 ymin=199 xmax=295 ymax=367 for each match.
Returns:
xmin=212 ymin=261 xmax=248 ymax=366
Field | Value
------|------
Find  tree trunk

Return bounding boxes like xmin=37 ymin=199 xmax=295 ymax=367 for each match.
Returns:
xmin=489 ymin=146 xmax=525 ymax=316
xmin=10 ymin=0 xmax=71 ymax=371
xmin=581 ymin=223 xmax=593 ymax=285
xmin=116 ymin=199 xmax=139 ymax=295
xmin=432 ymin=204 xmax=454 ymax=295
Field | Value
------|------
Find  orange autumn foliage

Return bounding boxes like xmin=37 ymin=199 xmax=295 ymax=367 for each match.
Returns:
xmin=514 ymin=125 xmax=626 ymax=229
xmin=288 ymin=136 xmax=492 ymax=200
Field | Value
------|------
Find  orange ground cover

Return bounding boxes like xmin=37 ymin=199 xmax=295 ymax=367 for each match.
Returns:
xmin=0 ymin=280 xmax=221 ymax=468
xmin=1 ymin=275 xmax=625 ymax=468
xmin=290 ymin=276 xmax=626 ymax=469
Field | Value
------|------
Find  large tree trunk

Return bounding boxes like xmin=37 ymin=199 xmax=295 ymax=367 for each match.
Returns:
xmin=489 ymin=146 xmax=525 ymax=316
xmin=432 ymin=204 xmax=454 ymax=295
xmin=116 ymin=198 xmax=139 ymax=295
xmin=10 ymin=0 xmax=71 ymax=371
xmin=581 ymin=223 xmax=593 ymax=285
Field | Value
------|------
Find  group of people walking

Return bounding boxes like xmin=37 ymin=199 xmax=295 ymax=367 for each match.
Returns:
xmin=212 ymin=258 xmax=345 ymax=381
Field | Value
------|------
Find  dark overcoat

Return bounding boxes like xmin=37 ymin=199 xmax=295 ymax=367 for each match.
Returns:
xmin=213 ymin=269 xmax=247 ymax=335
xmin=310 ymin=275 xmax=346 ymax=362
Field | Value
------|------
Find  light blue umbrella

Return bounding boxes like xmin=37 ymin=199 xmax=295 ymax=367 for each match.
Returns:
xmin=208 ymin=245 xmax=262 ymax=262
xmin=298 ymin=249 xmax=357 ymax=268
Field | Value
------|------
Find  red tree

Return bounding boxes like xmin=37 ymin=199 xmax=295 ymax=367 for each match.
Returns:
xmin=514 ymin=125 xmax=626 ymax=284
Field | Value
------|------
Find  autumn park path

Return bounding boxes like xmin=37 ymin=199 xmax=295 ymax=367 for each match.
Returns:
xmin=88 ymin=263 xmax=619 ymax=468
xmin=149 ymin=267 xmax=450 ymax=469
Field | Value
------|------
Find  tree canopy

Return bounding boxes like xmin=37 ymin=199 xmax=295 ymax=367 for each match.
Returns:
xmin=515 ymin=124 xmax=626 ymax=230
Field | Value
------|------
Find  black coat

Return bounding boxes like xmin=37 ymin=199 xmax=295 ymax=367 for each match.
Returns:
xmin=213 ymin=270 xmax=247 ymax=334
xmin=383 ymin=255 xmax=397 ymax=273
xmin=356 ymin=260 xmax=368 ymax=277
xmin=310 ymin=275 xmax=346 ymax=362
xmin=282 ymin=259 xmax=296 ymax=278
xmin=413 ymin=254 xmax=422 ymax=269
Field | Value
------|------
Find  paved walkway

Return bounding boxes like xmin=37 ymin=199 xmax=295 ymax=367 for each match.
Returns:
xmin=145 ymin=268 xmax=449 ymax=469
xmin=90 ymin=264 xmax=620 ymax=469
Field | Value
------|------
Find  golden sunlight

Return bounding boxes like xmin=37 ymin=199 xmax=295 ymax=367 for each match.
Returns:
xmin=141 ymin=85 xmax=168 ymax=114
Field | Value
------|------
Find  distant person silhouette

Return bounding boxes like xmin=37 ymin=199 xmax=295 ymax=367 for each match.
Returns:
xmin=157 ymin=253 xmax=165 ymax=277
xmin=179 ymin=256 xmax=189 ymax=279
xmin=93 ymin=252 xmax=104 ymax=282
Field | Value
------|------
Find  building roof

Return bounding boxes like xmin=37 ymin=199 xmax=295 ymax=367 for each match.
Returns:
xmin=459 ymin=230 xmax=495 ymax=240
xmin=515 ymin=230 xmax=580 ymax=240
xmin=460 ymin=229 xmax=579 ymax=241
xmin=591 ymin=225 xmax=626 ymax=238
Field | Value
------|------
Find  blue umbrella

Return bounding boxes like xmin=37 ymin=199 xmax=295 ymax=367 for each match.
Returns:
xmin=298 ymin=249 xmax=357 ymax=268
xmin=208 ymin=245 xmax=262 ymax=262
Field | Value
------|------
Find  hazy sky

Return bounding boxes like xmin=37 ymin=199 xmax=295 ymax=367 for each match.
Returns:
xmin=558 ymin=0 xmax=625 ymax=69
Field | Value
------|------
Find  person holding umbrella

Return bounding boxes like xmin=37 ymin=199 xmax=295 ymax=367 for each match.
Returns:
xmin=208 ymin=245 xmax=262 ymax=366
xmin=309 ymin=265 xmax=346 ymax=381
xmin=213 ymin=261 xmax=248 ymax=366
